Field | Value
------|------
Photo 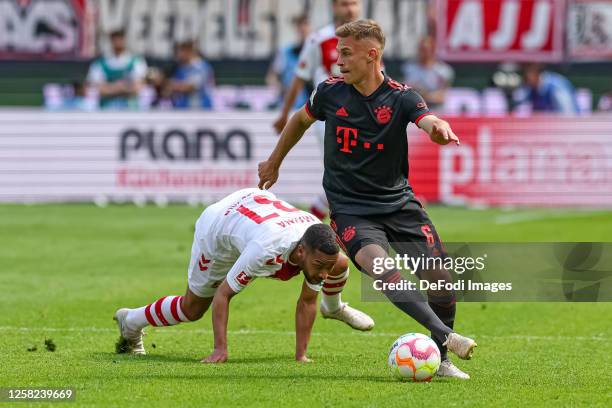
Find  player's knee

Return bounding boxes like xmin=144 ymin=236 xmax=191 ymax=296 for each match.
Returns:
xmin=330 ymin=253 xmax=349 ymax=276
xmin=355 ymin=244 xmax=389 ymax=277
xmin=181 ymin=292 xmax=212 ymax=321
xmin=182 ymin=306 xmax=205 ymax=321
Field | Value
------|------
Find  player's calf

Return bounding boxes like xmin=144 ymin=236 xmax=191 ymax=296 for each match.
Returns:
xmin=114 ymin=289 xmax=212 ymax=355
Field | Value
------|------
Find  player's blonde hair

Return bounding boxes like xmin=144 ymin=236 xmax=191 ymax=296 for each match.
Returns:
xmin=335 ymin=19 xmax=386 ymax=50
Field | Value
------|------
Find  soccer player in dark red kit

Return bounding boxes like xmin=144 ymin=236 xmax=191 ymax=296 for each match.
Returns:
xmin=259 ymin=20 xmax=477 ymax=379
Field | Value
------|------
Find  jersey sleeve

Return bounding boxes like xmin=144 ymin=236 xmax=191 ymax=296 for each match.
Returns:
xmin=402 ymin=88 xmax=432 ymax=126
xmin=225 ymin=242 xmax=267 ymax=293
xmin=294 ymin=36 xmax=318 ymax=82
xmin=305 ymin=81 xmax=327 ymax=121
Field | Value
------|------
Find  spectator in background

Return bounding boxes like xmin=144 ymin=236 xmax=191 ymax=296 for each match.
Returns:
xmin=86 ymin=30 xmax=147 ymax=109
xmin=520 ymin=63 xmax=580 ymax=114
xmin=402 ymin=36 xmax=454 ymax=110
xmin=164 ymin=40 xmax=215 ymax=110
xmin=597 ymin=90 xmax=612 ymax=112
xmin=266 ymin=14 xmax=311 ymax=110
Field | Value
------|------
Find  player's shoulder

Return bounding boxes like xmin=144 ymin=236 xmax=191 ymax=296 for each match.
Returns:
xmin=311 ymin=76 xmax=348 ymax=104
xmin=386 ymin=76 xmax=426 ymax=103
xmin=317 ymin=76 xmax=348 ymax=91
xmin=386 ymin=76 xmax=413 ymax=93
xmin=309 ymin=23 xmax=336 ymax=44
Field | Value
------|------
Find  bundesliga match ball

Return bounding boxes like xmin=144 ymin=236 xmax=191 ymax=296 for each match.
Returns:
xmin=388 ymin=333 xmax=441 ymax=382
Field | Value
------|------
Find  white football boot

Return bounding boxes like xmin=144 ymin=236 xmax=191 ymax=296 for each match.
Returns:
xmin=320 ymin=302 xmax=375 ymax=331
xmin=114 ymin=308 xmax=146 ymax=355
xmin=443 ymin=332 xmax=477 ymax=360
xmin=437 ymin=359 xmax=471 ymax=379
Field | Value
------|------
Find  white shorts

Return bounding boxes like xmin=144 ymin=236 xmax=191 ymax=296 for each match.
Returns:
xmin=187 ymin=208 xmax=235 ymax=298
xmin=187 ymin=240 xmax=229 ymax=298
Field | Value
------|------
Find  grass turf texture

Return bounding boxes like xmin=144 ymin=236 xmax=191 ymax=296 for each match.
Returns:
xmin=1 ymin=204 xmax=611 ymax=407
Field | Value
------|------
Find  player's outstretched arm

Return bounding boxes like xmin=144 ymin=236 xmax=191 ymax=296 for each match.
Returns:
xmin=258 ymin=106 xmax=316 ymax=190
xmin=418 ymin=115 xmax=460 ymax=146
xmin=201 ymin=279 xmax=237 ymax=364
xmin=295 ymin=280 xmax=319 ymax=363
xmin=273 ymin=76 xmax=306 ymax=134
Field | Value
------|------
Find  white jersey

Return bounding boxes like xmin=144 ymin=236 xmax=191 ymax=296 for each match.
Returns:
xmin=295 ymin=24 xmax=341 ymax=88
xmin=191 ymin=189 xmax=321 ymax=295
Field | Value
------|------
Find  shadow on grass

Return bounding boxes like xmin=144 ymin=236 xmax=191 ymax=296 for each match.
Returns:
xmin=129 ymin=372 xmax=397 ymax=383
xmin=94 ymin=352 xmax=305 ymax=365
xmin=93 ymin=352 xmax=401 ymax=383
xmin=92 ymin=351 xmax=197 ymax=364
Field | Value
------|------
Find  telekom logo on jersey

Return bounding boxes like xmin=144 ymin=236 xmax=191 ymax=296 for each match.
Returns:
xmin=336 ymin=126 xmax=384 ymax=154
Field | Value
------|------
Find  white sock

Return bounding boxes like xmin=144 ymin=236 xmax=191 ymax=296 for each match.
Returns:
xmin=321 ymin=268 xmax=349 ymax=312
xmin=126 ymin=295 xmax=189 ymax=330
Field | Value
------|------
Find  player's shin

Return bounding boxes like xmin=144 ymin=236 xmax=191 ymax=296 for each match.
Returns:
xmin=378 ymin=270 xmax=452 ymax=346
xmin=126 ymin=296 xmax=191 ymax=330
xmin=427 ymin=293 xmax=456 ymax=361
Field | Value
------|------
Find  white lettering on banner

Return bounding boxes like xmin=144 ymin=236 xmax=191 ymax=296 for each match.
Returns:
xmin=521 ymin=0 xmax=551 ymax=50
xmin=440 ymin=143 xmax=475 ymax=205
xmin=436 ymin=123 xmax=612 ymax=205
xmin=439 ymin=0 xmax=562 ymax=62
xmin=490 ymin=0 xmax=519 ymax=50
xmin=448 ymin=0 xmax=484 ymax=49
xmin=96 ymin=0 xmax=427 ymax=59
xmin=0 ymin=0 xmax=80 ymax=55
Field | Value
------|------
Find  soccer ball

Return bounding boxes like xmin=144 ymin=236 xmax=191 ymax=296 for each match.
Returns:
xmin=388 ymin=333 xmax=441 ymax=382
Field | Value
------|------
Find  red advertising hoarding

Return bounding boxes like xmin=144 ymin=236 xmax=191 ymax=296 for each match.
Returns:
xmin=436 ymin=0 xmax=565 ymax=62
xmin=408 ymin=116 xmax=612 ymax=207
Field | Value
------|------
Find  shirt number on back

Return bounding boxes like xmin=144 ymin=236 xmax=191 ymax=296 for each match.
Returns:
xmin=236 ymin=195 xmax=299 ymax=224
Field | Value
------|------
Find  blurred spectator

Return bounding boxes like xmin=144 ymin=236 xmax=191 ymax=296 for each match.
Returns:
xmin=144 ymin=67 xmax=173 ymax=109
xmin=402 ymin=36 xmax=454 ymax=110
xmin=520 ymin=63 xmax=580 ymax=114
xmin=266 ymin=14 xmax=311 ymax=110
xmin=61 ymin=81 xmax=95 ymax=111
xmin=598 ymin=90 xmax=612 ymax=112
xmin=163 ymin=40 xmax=215 ymax=110
xmin=86 ymin=30 xmax=147 ymax=109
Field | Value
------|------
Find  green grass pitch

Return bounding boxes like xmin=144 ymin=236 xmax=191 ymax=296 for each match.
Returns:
xmin=1 ymin=204 xmax=611 ymax=407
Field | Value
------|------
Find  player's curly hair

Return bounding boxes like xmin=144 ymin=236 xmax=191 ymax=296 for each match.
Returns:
xmin=335 ymin=19 xmax=386 ymax=49
xmin=301 ymin=224 xmax=339 ymax=255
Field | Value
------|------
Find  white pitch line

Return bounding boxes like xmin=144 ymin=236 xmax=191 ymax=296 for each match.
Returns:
xmin=495 ymin=210 xmax=596 ymax=225
xmin=0 ymin=326 xmax=606 ymax=341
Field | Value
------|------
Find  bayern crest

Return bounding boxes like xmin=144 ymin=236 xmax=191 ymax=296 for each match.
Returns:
xmin=375 ymin=105 xmax=393 ymax=125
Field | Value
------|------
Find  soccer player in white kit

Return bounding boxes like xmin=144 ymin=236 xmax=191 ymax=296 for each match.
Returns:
xmin=114 ymin=188 xmax=374 ymax=363
xmin=273 ymin=0 xmax=361 ymax=220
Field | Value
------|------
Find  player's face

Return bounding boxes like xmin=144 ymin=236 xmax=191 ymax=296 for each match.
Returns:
xmin=302 ymin=248 xmax=339 ymax=285
xmin=333 ymin=0 xmax=361 ymax=25
xmin=296 ymin=21 xmax=310 ymax=41
xmin=111 ymin=34 xmax=126 ymax=55
xmin=523 ymin=67 xmax=541 ymax=88
xmin=176 ymin=46 xmax=190 ymax=64
xmin=336 ymin=36 xmax=373 ymax=84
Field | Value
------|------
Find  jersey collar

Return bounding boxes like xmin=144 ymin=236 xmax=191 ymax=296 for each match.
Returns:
xmin=349 ymin=72 xmax=389 ymax=101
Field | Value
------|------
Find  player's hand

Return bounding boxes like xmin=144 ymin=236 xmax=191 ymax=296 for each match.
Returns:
xmin=431 ymin=121 xmax=460 ymax=146
xmin=258 ymin=159 xmax=280 ymax=190
xmin=296 ymin=355 xmax=313 ymax=363
xmin=201 ymin=349 xmax=228 ymax=364
xmin=273 ymin=114 xmax=288 ymax=135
